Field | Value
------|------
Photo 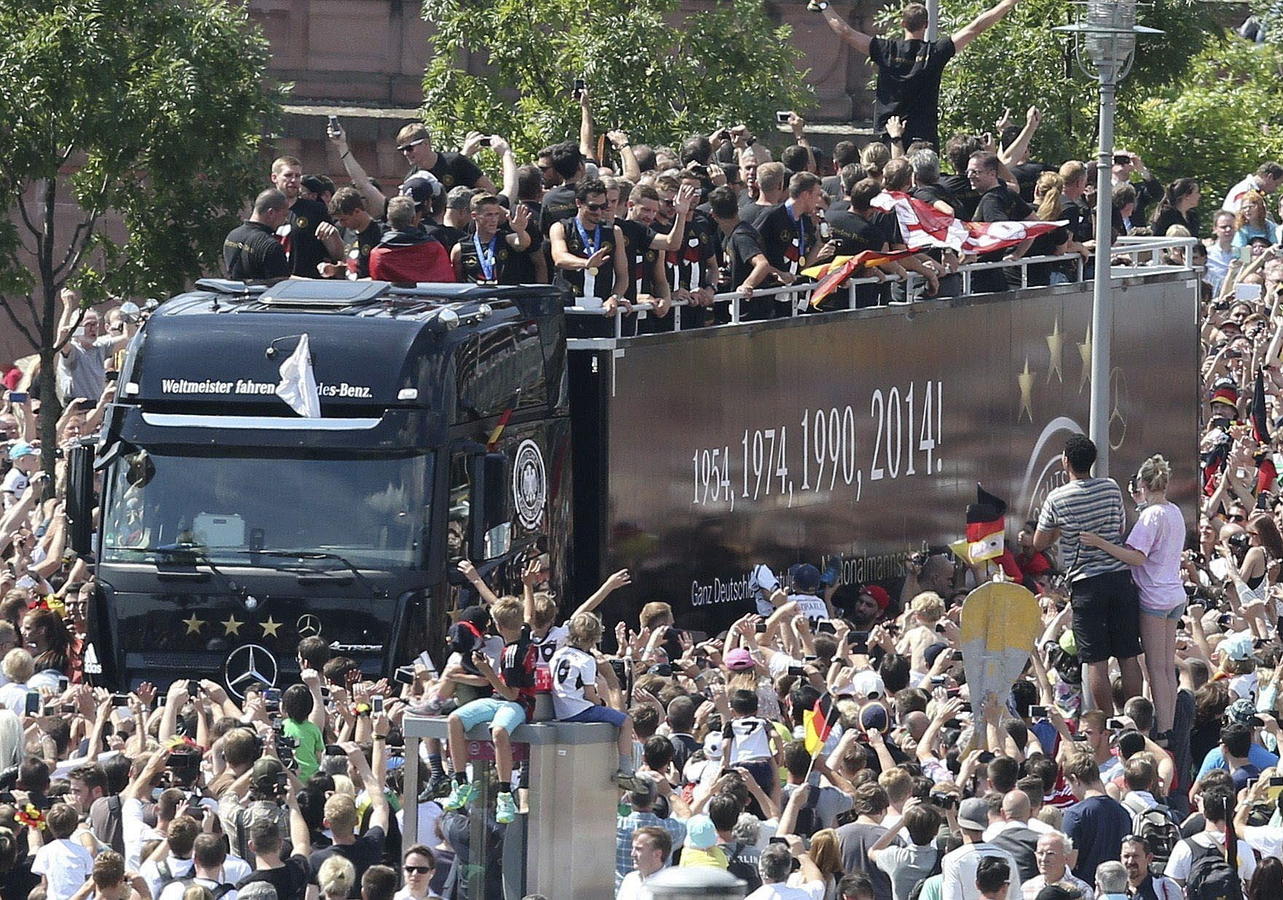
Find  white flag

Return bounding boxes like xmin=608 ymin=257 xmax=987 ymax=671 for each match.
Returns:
xmin=275 ymin=333 xmax=321 ymax=418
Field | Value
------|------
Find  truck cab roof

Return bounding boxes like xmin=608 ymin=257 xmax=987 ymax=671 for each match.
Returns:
xmin=114 ymin=279 xmax=568 ymax=431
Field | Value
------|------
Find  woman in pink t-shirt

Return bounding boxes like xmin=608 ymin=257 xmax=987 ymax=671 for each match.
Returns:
xmin=1081 ymin=454 xmax=1186 ymax=736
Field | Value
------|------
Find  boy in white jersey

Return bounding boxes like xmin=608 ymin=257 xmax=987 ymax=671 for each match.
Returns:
xmin=723 ymin=688 xmax=780 ymax=797
xmin=550 ymin=611 xmax=645 ymax=789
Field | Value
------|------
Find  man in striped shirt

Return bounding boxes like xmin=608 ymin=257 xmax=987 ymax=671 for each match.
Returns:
xmin=1032 ymin=434 xmax=1142 ymax=713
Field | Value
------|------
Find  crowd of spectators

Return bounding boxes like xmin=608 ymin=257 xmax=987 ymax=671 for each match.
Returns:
xmin=2 ymin=2 xmax=1282 ymax=898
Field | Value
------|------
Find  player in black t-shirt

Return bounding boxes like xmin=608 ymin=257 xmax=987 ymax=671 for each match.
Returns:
xmin=549 ymin=179 xmax=629 ymax=313
xmin=451 ymin=193 xmax=532 ymax=284
xmin=752 ymin=172 xmax=825 ymax=317
xmin=271 ymin=156 xmax=334 ymax=278
xmin=317 ymin=187 xmax=386 ymax=280
xmin=396 ymin=122 xmax=497 ymax=193
xmin=223 ymin=190 xmax=290 ymax=282
xmin=503 ymin=165 xmax=549 ymax=283
xmin=709 ymin=186 xmax=792 ymax=322
xmin=816 ymin=0 xmax=1020 ymax=148
xmin=539 ymin=141 xmax=585 ymax=234
xmin=968 ymin=150 xmax=1033 ymax=293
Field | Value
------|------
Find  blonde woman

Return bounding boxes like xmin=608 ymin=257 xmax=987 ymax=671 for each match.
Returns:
xmin=318 ymin=854 xmax=356 ymax=900
xmin=1027 ymin=172 xmax=1087 ymax=286
xmin=1233 ymin=191 xmax=1277 ymax=248
xmin=1082 ymin=454 xmax=1186 ymax=737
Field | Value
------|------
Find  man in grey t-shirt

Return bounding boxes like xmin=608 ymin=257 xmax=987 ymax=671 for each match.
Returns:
xmin=56 ymin=292 xmax=134 ymax=405
xmin=1033 ymin=434 xmax=1141 ymax=712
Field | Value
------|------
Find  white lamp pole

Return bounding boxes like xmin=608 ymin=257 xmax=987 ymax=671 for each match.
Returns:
xmin=1055 ymin=1 xmax=1160 ymax=476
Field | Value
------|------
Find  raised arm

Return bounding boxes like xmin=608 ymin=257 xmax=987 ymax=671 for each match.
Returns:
xmin=579 ymin=89 xmax=595 ymax=161
xmin=952 ymin=0 xmax=1019 ymax=52
xmin=819 ymin=6 xmax=873 ymax=55
xmin=327 ymin=121 xmax=386 ymax=214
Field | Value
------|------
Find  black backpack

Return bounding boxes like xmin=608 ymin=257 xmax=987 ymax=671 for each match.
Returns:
xmin=722 ymin=841 xmax=763 ymax=893
xmin=1129 ymin=803 xmax=1181 ymax=874
xmin=1183 ymin=838 xmax=1241 ymax=900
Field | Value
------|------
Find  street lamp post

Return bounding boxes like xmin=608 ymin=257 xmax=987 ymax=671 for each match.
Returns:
xmin=1055 ymin=1 xmax=1160 ymax=477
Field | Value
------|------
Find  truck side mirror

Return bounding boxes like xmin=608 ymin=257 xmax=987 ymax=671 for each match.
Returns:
xmin=66 ymin=440 xmax=97 ymax=556
xmin=469 ymin=452 xmax=511 ymax=559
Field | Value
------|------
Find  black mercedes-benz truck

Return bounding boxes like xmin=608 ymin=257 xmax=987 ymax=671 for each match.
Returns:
xmin=73 ymin=279 xmax=571 ymax=692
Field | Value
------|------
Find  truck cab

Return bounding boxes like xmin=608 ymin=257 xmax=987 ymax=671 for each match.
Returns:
xmin=75 ymin=279 xmax=571 ymax=693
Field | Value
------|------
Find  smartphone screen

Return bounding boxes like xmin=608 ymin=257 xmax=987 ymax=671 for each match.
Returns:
xmin=372 ymin=695 xmax=384 ymax=714
xmin=1030 ymin=705 xmax=1048 ymax=719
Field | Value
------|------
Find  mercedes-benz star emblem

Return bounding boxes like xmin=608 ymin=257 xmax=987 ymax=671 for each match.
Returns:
xmin=223 ymin=643 xmax=279 ymax=698
xmin=297 ymin=614 xmax=321 ymax=638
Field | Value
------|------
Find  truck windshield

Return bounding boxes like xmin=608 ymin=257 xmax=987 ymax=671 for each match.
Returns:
xmin=101 ymin=449 xmax=430 ymax=569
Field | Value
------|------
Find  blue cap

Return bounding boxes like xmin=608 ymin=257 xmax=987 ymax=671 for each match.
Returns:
xmin=8 ymin=442 xmax=35 ymax=461
xmin=789 ymin=563 xmax=821 ymax=592
xmin=686 ymin=814 xmax=718 ymax=849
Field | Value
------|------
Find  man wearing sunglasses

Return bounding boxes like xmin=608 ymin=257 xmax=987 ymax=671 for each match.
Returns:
xmin=395 ymin=124 xmax=497 ymax=194
xmin=549 ymin=179 xmax=629 ymax=315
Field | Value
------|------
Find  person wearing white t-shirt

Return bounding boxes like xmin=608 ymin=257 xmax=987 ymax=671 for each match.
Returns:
xmin=747 ymin=840 xmax=825 ymax=900
xmin=0 ymin=442 xmax=37 ymax=509
xmin=1081 ymin=454 xmax=1187 ymax=738
xmin=550 ymin=611 xmax=643 ymax=788
xmin=617 ymin=826 xmax=673 ymax=900
xmin=1164 ymin=787 xmax=1256 ymax=887
xmin=32 ymin=804 xmax=95 ymax=900
xmin=156 ymin=833 xmax=241 ymax=900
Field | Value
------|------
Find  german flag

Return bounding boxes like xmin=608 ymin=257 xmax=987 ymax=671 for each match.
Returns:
xmin=803 ymin=692 xmax=835 ymax=755
xmin=966 ymin=484 xmax=1008 ymax=562
xmin=801 ymin=250 xmax=913 ymax=308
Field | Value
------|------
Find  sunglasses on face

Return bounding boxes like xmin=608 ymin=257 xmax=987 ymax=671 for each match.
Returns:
xmin=584 ymin=202 xmax=608 ymax=211
xmin=397 ymin=139 xmax=426 ymax=154
xmin=1230 ymin=514 xmax=1246 ymax=522
xmin=404 ymin=865 xmax=433 ymax=874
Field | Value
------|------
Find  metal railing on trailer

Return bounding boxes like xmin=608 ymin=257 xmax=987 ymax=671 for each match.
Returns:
xmin=563 ymin=236 xmax=1199 ymax=341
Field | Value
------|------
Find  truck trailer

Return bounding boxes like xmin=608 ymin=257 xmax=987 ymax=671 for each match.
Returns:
xmin=68 ymin=262 xmax=1198 ymax=691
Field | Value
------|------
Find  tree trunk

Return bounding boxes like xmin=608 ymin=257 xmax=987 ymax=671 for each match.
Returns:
xmin=37 ymin=177 xmax=62 ymax=490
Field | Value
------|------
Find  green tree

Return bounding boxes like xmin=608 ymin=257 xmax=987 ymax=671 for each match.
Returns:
xmin=1118 ymin=37 xmax=1283 ymax=195
xmin=418 ymin=0 xmax=813 ymax=160
xmin=0 ymin=0 xmax=281 ymax=472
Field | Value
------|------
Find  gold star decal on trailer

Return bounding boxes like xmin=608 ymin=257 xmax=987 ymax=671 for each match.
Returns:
xmin=1018 ymin=356 xmax=1036 ymax=423
xmin=223 ymin=615 xmax=243 ymax=636
xmin=261 ymin=616 xmax=282 ymax=638
xmin=1046 ymin=316 xmax=1063 ymax=384
xmin=182 ymin=614 xmax=205 ymax=635
xmin=1078 ymin=326 xmax=1093 ymax=393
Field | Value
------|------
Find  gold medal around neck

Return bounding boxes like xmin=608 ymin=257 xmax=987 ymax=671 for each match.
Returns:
xmin=587 ymin=266 xmax=600 ymax=276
